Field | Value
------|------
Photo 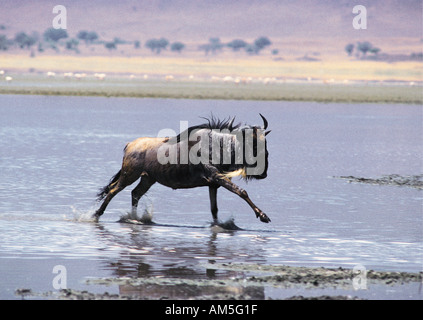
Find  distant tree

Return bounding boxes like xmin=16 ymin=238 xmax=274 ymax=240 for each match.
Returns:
xmin=209 ymin=37 xmax=223 ymax=53
xmin=66 ymin=38 xmax=79 ymax=53
xmin=145 ymin=38 xmax=169 ymax=54
xmin=357 ymin=41 xmax=372 ymax=56
xmin=37 ymin=42 xmax=44 ymax=52
xmin=44 ymin=28 xmax=68 ymax=42
xmin=0 ymin=35 xmax=9 ymax=50
xmin=77 ymin=30 xmax=88 ymax=40
xmin=243 ymin=37 xmax=272 ymax=55
xmin=87 ymin=31 xmax=98 ymax=43
xmin=345 ymin=43 xmax=354 ymax=56
xmin=254 ymin=36 xmax=271 ymax=52
xmin=104 ymin=41 xmax=116 ymax=50
xmin=158 ymin=38 xmax=169 ymax=52
xmin=245 ymin=44 xmax=257 ymax=55
xmin=410 ymin=52 xmax=423 ymax=60
xmin=145 ymin=39 xmax=156 ymax=52
xmin=271 ymin=49 xmax=279 ymax=55
xmin=227 ymin=39 xmax=247 ymax=51
xmin=113 ymin=37 xmax=126 ymax=45
xmin=369 ymin=47 xmax=381 ymax=55
xmin=14 ymin=32 xmax=37 ymax=49
xmin=171 ymin=41 xmax=185 ymax=53
xmin=199 ymin=37 xmax=223 ymax=55
xmin=134 ymin=40 xmax=141 ymax=49
xmin=77 ymin=30 xmax=98 ymax=44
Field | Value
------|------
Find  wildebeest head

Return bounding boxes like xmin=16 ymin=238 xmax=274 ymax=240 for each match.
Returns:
xmin=162 ymin=114 xmax=270 ymax=180
xmin=240 ymin=113 xmax=270 ymax=180
xmin=204 ymin=114 xmax=270 ymax=181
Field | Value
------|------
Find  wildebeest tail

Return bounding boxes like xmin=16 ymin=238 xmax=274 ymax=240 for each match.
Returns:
xmin=96 ymin=169 xmax=121 ymax=201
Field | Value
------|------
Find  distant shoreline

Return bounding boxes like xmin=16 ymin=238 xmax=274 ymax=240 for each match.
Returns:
xmin=2 ymin=54 xmax=422 ymax=81
xmin=1 ymin=54 xmax=422 ymax=103
xmin=0 ymin=76 xmax=421 ymax=104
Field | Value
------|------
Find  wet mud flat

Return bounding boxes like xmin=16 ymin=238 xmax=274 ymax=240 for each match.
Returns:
xmin=16 ymin=263 xmax=423 ymax=300
xmin=336 ymin=174 xmax=423 ymax=190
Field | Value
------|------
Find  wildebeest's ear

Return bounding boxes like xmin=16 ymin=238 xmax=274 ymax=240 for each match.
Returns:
xmin=265 ymin=130 xmax=271 ymax=136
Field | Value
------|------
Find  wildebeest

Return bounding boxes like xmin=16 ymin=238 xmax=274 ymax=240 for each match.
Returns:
xmin=94 ymin=114 xmax=271 ymax=223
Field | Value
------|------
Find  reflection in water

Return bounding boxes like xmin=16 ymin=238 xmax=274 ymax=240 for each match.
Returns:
xmin=118 ymin=281 xmax=265 ymax=300
xmin=93 ymin=222 xmax=267 ymax=277
xmin=92 ymin=222 xmax=267 ymax=299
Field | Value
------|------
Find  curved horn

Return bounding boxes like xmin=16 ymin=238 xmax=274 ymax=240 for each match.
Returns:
xmin=228 ymin=116 xmax=236 ymax=129
xmin=259 ymin=113 xmax=268 ymax=130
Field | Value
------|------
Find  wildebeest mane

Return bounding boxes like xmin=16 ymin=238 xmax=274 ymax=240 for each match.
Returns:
xmin=175 ymin=115 xmax=241 ymax=142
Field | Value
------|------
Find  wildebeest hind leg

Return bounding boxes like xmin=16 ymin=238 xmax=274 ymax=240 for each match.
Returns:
xmin=131 ymin=174 xmax=155 ymax=215
xmin=94 ymin=171 xmax=138 ymax=221
xmin=93 ymin=184 xmax=125 ymax=221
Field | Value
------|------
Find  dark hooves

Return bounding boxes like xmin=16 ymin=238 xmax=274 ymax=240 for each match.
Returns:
xmin=258 ymin=213 xmax=271 ymax=223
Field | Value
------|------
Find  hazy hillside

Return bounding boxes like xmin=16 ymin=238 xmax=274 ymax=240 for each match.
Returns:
xmin=0 ymin=0 xmax=421 ymax=63
xmin=1 ymin=0 xmax=421 ymax=41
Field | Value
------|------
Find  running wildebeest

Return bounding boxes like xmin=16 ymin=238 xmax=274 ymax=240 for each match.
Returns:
xmin=94 ymin=114 xmax=271 ymax=223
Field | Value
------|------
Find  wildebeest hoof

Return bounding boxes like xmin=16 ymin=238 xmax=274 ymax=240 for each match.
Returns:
xmin=92 ymin=213 xmax=100 ymax=222
xmin=257 ymin=212 xmax=271 ymax=223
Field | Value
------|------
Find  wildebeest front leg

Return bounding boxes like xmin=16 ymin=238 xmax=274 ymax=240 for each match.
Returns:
xmin=209 ymin=186 xmax=219 ymax=223
xmin=216 ymin=178 xmax=271 ymax=223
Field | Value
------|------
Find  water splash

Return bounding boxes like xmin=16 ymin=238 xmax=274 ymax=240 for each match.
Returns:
xmin=210 ymin=217 xmax=242 ymax=231
xmin=118 ymin=203 xmax=154 ymax=225
xmin=69 ymin=205 xmax=98 ymax=222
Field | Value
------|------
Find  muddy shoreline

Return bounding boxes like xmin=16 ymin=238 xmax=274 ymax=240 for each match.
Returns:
xmin=16 ymin=263 xmax=423 ymax=300
xmin=1 ymin=74 xmax=422 ymax=104
xmin=336 ymin=174 xmax=423 ymax=190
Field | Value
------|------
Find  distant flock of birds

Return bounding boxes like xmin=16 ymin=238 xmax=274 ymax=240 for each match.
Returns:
xmin=0 ymin=70 xmax=334 ymax=85
xmin=0 ymin=70 xmax=12 ymax=82
xmin=0 ymin=69 xmax=418 ymax=86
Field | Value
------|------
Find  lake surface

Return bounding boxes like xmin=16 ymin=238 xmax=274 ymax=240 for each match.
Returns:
xmin=0 ymin=95 xmax=422 ymax=299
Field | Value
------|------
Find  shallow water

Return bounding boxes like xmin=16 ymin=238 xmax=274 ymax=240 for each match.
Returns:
xmin=0 ymin=95 xmax=422 ymax=299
